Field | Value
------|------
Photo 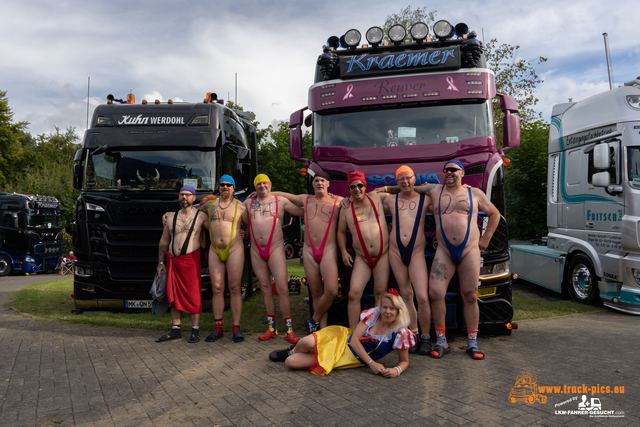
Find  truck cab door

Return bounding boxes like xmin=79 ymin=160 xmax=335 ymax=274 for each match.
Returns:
xmin=561 ymin=147 xmax=586 ymax=237
xmin=586 ymin=140 xmax=624 ymax=254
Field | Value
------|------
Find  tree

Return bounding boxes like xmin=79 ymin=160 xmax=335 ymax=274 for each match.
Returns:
xmin=381 ymin=6 xmax=437 ymax=43
xmin=0 ymin=90 xmax=28 ymax=187
xmin=485 ymin=40 xmax=547 ymax=132
xmin=4 ymin=127 xmax=81 ymax=237
xmin=505 ymin=121 xmax=549 ymax=239
xmin=257 ymin=121 xmax=310 ymax=194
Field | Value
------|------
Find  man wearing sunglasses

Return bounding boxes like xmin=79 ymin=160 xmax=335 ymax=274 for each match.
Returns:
xmin=415 ymin=160 xmax=499 ymax=360
xmin=272 ymin=172 xmax=343 ymax=334
xmin=244 ymin=174 xmax=304 ymax=344
xmin=337 ymin=171 xmax=391 ymax=330
xmin=201 ymin=175 xmax=251 ymax=344
xmin=156 ymin=185 xmax=208 ymax=343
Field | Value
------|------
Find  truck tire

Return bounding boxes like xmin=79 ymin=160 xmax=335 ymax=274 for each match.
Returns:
xmin=284 ymin=243 xmax=295 ymax=260
xmin=0 ymin=255 xmax=11 ymax=276
xmin=566 ymin=254 xmax=599 ymax=305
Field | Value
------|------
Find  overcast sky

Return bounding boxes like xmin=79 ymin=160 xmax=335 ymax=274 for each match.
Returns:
xmin=3 ymin=0 xmax=639 ymax=137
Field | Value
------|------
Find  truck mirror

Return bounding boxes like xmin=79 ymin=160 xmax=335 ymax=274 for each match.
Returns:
xmin=10 ymin=213 xmax=19 ymax=228
xmin=592 ymin=171 xmax=610 ymax=187
xmin=502 ymin=111 xmax=520 ymax=151
xmin=304 ymin=114 xmax=313 ymax=127
xmin=593 ymin=144 xmax=610 ymax=169
xmin=289 ymin=109 xmax=304 ymax=128
xmin=236 ymin=146 xmax=251 ymax=160
xmin=289 ymin=127 xmax=304 ymax=161
xmin=73 ymin=164 xmax=83 ymax=190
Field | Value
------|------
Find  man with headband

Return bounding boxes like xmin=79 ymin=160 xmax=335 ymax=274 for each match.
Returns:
xmin=379 ymin=165 xmax=432 ymax=355
xmin=244 ymin=174 xmax=304 ymax=343
xmin=156 ymin=185 xmax=208 ymax=343
xmin=337 ymin=171 xmax=390 ymax=329
xmin=201 ymin=174 xmax=250 ymax=343
xmin=272 ymin=171 xmax=343 ymax=333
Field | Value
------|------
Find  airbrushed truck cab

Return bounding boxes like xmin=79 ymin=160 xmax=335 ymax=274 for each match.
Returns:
xmin=72 ymin=93 xmax=257 ymax=311
xmin=289 ymin=21 xmax=520 ymax=334
xmin=512 ymin=77 xmax=640 ymax=314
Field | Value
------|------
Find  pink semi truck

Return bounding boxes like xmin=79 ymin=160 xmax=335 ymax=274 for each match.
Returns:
xmin=289 ymin=20 xmax=520 ymax=334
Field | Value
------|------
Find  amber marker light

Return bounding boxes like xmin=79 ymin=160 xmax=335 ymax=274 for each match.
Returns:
xmin=127 ymin=94 xmax=135 ymax=104
xmin=506 ymin=323 xmax=518 ymax=330
xmin=503 ymin=158 xmax=511 ymax=167
xmin=142 ymin=100 xmax=147 ymax=104
xmin=512 ymin=274 xmax=518 ymax=280
xmin=300 ymin=168 xmax=308 ymax=177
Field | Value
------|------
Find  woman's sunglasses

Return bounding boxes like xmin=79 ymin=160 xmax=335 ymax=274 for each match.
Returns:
xmin=349 ymin=183 xmax=365 ymax=190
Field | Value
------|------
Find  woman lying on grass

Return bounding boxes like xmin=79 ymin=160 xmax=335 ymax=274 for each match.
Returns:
xmin=269 ymin=289 xmax=415 ymax=377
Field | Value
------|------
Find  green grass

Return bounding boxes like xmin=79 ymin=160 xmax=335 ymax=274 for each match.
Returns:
xmin=512 ymin=293 xmax=602 ymax=320
xmin=9 ymin=262 xmax=604 ymax=334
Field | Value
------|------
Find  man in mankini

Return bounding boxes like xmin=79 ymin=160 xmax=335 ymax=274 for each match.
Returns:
xmin=337 ymin=171 xmax=390 ymax=330
xmin=156 ymin=185 xmax=208 ymax=343
xmin=201 ymin=175 xmax=250 ymax=343
xmin=245 ymin=174 xmax=304 ymax=344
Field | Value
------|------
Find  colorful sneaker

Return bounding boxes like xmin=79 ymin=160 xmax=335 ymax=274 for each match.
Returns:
xmin=259 ymin=326 xmax=279 ymax=341
xmin=305 ymin=319 xmax=319 ymax=334
xmin=284 ymin=329 xmax=300 ymax=344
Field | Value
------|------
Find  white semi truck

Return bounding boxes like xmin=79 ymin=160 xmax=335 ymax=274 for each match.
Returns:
xmin=511 ymin=77 xmax=640 ymax=315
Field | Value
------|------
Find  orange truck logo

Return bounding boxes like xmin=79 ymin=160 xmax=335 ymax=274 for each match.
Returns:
xmin=509 ymin=372 xmax=547 ymax=404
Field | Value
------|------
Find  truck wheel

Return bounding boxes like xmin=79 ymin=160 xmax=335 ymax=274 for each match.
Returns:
xmin=0 ymin=255 xmax=11 ymax=276
xmin=566 ymin=254 xmax=599 ymax=305
xmin=284 ymin=243 xmax=295 ymax=260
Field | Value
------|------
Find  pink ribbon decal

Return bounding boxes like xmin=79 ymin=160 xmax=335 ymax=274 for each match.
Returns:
xmin=343 ymin=84 xmax=354 ymax=100
xmin=446 ymin=76 xmax=459 ymax=92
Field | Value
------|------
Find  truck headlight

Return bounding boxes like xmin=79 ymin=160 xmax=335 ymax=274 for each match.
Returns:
xmin=86 ymin=203 xmax=105 ymax=211
xmin=480 ymin=260 xmax=510 ymax=280
xmin=632 ymin=268 xmax=640 ymax=286
xmin=24 ymin=256 xmax=36 ymax=263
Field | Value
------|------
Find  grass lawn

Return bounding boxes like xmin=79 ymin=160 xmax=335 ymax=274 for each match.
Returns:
xmin=8 ymin=259 xmax=604 ymax=335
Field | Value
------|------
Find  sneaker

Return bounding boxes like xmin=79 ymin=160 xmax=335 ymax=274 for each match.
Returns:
xmin=305 ymin=319 xmax=319 ymax=334
xmin=156 ymin=328 xmax=181 ymax=342
xmin=188 ymin=328 xmax=200 ymax=343
xmin=284 ymin=330 xmax=300 ymax=344
xmin=259 ymin=326 xmax=279 ymax=341
xmin=409 ymin=334 xmax=421 ymax=354
xmin=269 ymin=345 xmax=295 ymax=362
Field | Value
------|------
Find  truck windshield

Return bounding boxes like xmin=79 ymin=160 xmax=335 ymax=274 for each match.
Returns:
xmin=26 ymin=214 xmax=61 ymax=229
xmin=84 ymin=149 xmax=216 ymax=191
xmin=314 ymin=101 xmax=493 ymax=148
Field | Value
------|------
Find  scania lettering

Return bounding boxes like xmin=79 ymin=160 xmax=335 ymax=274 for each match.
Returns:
xmin=511 ymin=77 xmax=640 ymax=314
xmin=72 ymin=92 xmax=258 ymax=311
xmin=0 ymin=193 xmax=65 ymax=276
xmin=289 ymin=21 xmax=520 ymax=333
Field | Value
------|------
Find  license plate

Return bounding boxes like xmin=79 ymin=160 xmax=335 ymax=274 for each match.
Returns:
xmin=125 ymin=300 xmax=152 ymax=308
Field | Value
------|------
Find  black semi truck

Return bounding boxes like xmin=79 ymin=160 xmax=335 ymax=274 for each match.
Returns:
xmin=72 ymin=93 xmax=257 ymax=311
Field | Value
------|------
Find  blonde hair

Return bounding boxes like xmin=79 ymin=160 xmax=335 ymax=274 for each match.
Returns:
xmin=378 ymin=292 xmax=410 ymax=331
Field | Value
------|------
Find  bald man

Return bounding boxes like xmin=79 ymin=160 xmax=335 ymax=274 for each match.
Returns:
xmin=246 ymin=174 xmax=304 ymax=344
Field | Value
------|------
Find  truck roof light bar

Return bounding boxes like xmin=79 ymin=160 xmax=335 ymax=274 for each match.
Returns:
xmin=433 ymin=20 xmax=453 ymax=40
xmin=388 ymin=24 xmax=406 ymax=45
xmin=365 ymin=27 xmax=383 ymax=46
xmin=410 ymin=22 xmax=428 ymax=43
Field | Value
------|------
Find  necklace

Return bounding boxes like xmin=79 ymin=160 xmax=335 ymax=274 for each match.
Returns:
xmin=400 ymin=191 xmax=416 ymax=202
xmin=180 ymin=208 xmax=194 ymax=222
xmin=219 ymin=198 xmax=233 ymax=210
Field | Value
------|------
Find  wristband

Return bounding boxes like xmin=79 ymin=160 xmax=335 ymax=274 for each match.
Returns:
xmin=158 ymin=262 xmax=164 ymax=265
xmin=367 ymin=359 xmax=374 ymax=365
xmin=395 ymin=366 xmax=401 ymax=376
xmin=384 ymin=186 xmax=388 ymax=192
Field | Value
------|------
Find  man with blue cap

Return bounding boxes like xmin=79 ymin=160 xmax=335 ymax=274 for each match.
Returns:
xmin=417 ymin=160 xmax=499 ymax=360
xmin=156 ymin=184 xmax=208 ymax=343
xmin=200 ymin=174 xmax=250 ymax=343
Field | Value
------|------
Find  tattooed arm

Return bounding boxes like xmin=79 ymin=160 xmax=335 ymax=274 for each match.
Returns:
xmin=475 ymin=188 xmax=500 ymax=251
